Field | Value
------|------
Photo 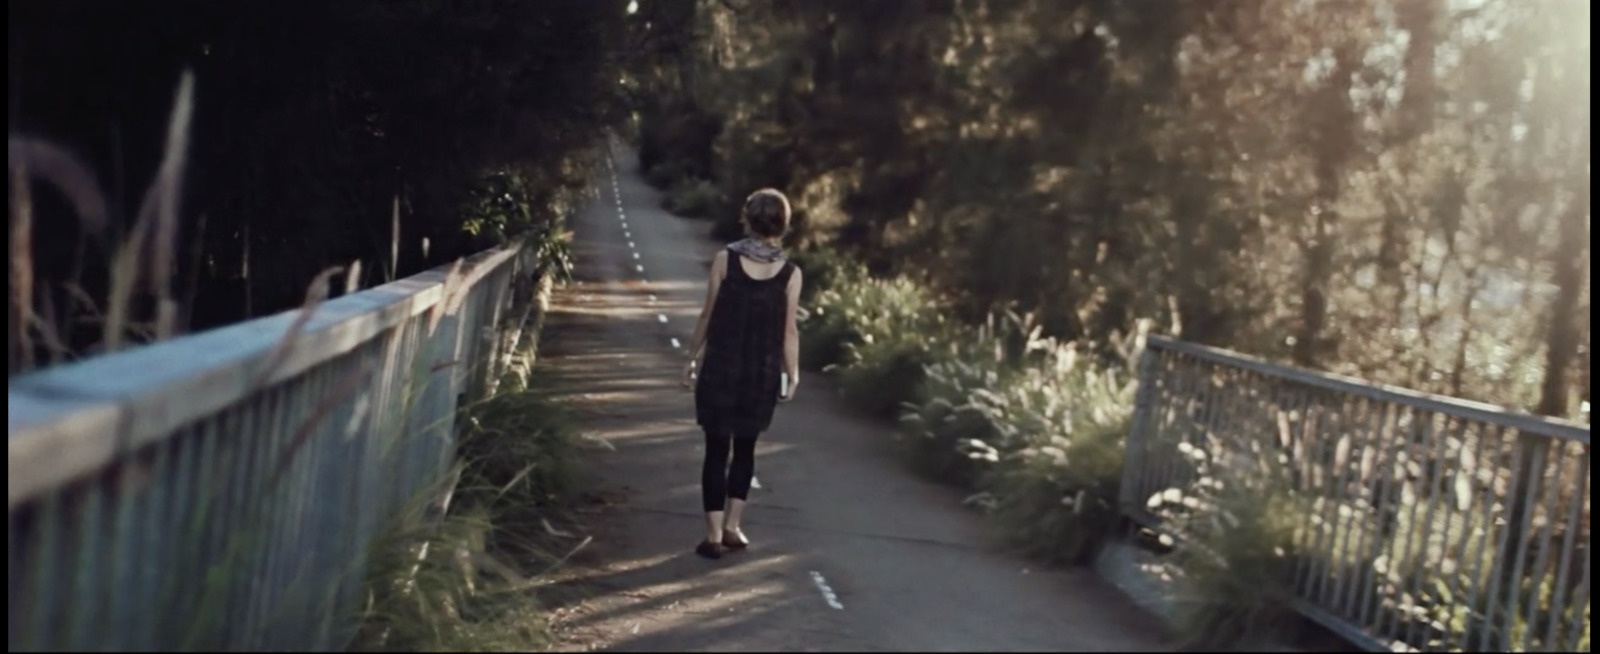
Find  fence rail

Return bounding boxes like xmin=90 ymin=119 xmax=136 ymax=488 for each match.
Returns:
xmin=1120 ymin=335 xmax=1591 ymax=652
xmin=7 ymin=245 xmax=533 ymax=651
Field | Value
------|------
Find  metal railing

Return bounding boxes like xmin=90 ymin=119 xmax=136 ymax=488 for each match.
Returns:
xmin=7 ymin=245 xmax=535 ymax=651
xmin=1120 ymin=335 xmax=1591 ymax=653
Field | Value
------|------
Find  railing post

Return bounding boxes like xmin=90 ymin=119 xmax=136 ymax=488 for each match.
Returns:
xmin=1485 ymin=431 xmax=1551 ymax=650
xmin=1119 ymin=342 xmax=1160 ymax=516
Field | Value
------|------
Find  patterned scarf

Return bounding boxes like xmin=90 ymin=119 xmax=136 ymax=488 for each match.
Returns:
xmin=728 ymin=237 xmax=786 ymax=263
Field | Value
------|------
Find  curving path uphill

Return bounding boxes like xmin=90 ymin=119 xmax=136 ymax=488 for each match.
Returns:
xmin=535 ymin=141 xmax=1173 ymax=653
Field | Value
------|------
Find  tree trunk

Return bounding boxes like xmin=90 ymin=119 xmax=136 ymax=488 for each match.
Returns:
xmin=1534 ymin=166 xmax=1590 ymax=419
xmin=1293 ymin=46 xmax=1358 ymax=368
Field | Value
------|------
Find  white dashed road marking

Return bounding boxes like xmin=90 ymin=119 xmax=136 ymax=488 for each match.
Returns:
xmin=611 ymin=145 xmax=757 ymax=502
xmin=810 ymin=571 xmax=844 ymax=610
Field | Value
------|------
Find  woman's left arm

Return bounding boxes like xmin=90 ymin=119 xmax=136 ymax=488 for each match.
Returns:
xmin=687 ymin=251 xmax=727 ymax=370
xmin=781 ymin=266 xmax=804 ymax=398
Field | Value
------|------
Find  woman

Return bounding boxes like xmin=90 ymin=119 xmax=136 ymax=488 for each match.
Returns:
xmin=681 ymin=188 xmax=803 ymax=560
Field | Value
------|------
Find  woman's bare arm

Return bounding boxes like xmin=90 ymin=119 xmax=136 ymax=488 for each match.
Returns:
xmin=688 ymin=250 xmax=728 ymax=366
xmin=783 ymin=267 xmax=804 ymax=382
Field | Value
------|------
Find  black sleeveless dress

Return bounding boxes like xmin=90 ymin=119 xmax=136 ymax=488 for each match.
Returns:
xmin=695 ymin=248 xmax=795 ymax=435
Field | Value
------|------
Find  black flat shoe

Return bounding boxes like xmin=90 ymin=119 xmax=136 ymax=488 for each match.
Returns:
xmin=695 ymin=540 xmax=723 ymax=560
xmin=721 ymin=531 xmax=749 ymax=551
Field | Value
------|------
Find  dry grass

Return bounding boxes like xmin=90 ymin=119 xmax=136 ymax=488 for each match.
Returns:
xmin=352 ymin=381 xmax=601 ymax=653
xmin=9 ymin=71 xmax=195 ymax=373
xmin=10 ymin=64 xmax=605 ymax=652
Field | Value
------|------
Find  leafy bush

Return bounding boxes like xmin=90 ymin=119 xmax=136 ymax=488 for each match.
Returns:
xmin=898 ymin=312 xmax=1136 ymax=562
xmin=800 ymin=249 xmax=1142 ymax=567
xmin=980 ymin=355 xmax=1133 ymax=565
xmin=661 ymin=178 xmax=725 ymax=219
xmin=800 ymin=271 xmax=945 ymax=378
xmin=790 ymin=247 xmax=859 ymax=303
xmin=644 ymin=160 xmax=692 ymax=190
xmin=1167 ymin=488 xmax=1305 ymax=650
xmin=837 ymin=337 xmax=946 ymax=420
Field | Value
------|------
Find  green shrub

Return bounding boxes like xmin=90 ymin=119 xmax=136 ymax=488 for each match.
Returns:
xmin=661 ymin=178 xmax=724 ymax=219
xmin=837 ymin=336 xmax=946 ymax=420
xmin=790 ymin=247 xmax=859 ymax=303
xmin=899 ymin=316 xmax=1136 ymax=562
xmin=982 ymin=357 xmax=1133 ymax=565
xmin=1167 ymin=487 xmax=1306 ymax=650
xmin=644 ymin=160 xmax=691 ymax=189
xmin=799 ymin=272 xmax=945 ymax=377
xmin=898 ymin=358 xmax=1007 ymax=489
xmin=802 ymin=250 xmax=1142 ymax=567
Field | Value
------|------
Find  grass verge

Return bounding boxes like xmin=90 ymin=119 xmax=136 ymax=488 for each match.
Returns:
xmin=798 ymin=246 xmax=1138 ymax=562
xmin=351 ymin=382 xmax=599 ymax=652
xmin=794 ymin=245 xmax=1286 ymax=647
xmin=797 ymin=245 xmax=1591 ymax=652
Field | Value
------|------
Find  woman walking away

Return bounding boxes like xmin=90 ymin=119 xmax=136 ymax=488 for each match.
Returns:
xmin=681 ymin=188 xmax=803 ymax=560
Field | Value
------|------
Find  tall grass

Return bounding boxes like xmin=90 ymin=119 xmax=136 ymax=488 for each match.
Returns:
xmin=352 ymin=385 xmax=600 ymax=653
xmin=800 ymin=245 xmax=1592 ymax=652
xmin=350 ymin=164 xmax=599 ymax=652
xmin=9 ymin=68 xmax=606 ymax=650
xmin=9 ymin=71 xmax=195 ymax=374
xmin=799 ymin=247 xmax=1142 ymax=566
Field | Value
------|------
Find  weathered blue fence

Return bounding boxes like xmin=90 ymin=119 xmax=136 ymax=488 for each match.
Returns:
xmin=8 ymin=245 xmax=532 ymax=651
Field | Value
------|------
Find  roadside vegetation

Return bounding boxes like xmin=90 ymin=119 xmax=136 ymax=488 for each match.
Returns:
xmin=631 ymin=1 xmax=1589 ymax=650
xmin=350 ymin=171 xmax=596 ymax=652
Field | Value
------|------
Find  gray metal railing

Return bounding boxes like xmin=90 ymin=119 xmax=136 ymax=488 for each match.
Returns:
xmin=7 ymin=245 xmax=534 ymax=651
xmin=1121 ymin=336 xmax=1591 ymax=653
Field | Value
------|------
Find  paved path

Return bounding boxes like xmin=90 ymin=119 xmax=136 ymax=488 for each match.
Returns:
xmin=536 ymin=141 xmax=1173 ymax=652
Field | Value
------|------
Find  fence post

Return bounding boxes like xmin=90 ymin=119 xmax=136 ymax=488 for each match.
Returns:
xmin=1485 ymin=431 xmax=1551 ymax=649
xmin=1119 ymin=343 xmax=1160 ymax=516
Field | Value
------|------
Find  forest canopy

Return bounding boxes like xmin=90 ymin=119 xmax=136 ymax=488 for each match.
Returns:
xmin=8 ymin=0 xmax=630 ymax=371
xmin=8 ymin=0 xmax=1590 ymax=423
xmin=631 ymin=0 xmax=1590 ymax=421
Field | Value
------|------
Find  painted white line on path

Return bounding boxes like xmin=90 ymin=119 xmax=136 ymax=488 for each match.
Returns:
xmin=809 ymin=571 xmax=844 ymax=610
xmin=670 ymin=337 xmax=681 ymax=349
xmin=636 ymin=264 xmax=645 ymax=273
xmin=657 ymin=314 xmax=668 ymax=324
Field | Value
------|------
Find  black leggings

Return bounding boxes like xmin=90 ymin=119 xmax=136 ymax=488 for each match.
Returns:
xmin=702 ymin=429 xmax=759 ymax=513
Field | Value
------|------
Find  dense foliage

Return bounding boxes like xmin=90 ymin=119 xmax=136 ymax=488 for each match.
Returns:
xmin=635 ymin=0 xmax=1590 ymax=422
xmin=8 ymin=0 xmax=628 ymax=373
